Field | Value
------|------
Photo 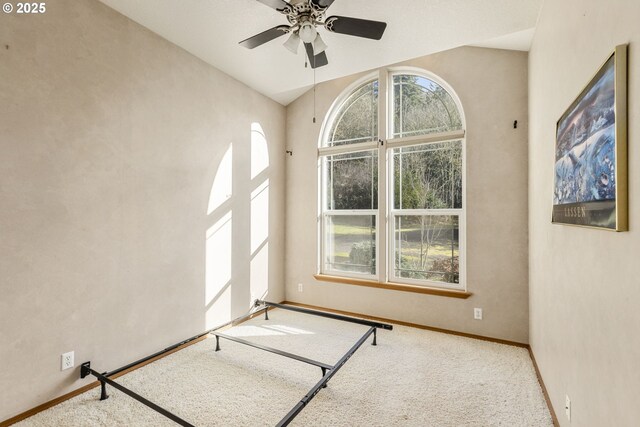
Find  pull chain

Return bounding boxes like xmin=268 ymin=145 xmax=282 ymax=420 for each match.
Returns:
xmin=313 ymin=66 xmax=317 ymax=124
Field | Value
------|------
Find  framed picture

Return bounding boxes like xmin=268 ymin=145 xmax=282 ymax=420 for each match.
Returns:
xmin=552 ymin=44 xmax=628 ymax=231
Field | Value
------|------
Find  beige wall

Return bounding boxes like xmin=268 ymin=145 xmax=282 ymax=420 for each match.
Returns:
xmin=285 ymin=47 xmax=530 ymax=343
xmin=0 ymin=0 xmax=285 ymax=420
xmin=529 ymin=1 xmax=640 ymax=425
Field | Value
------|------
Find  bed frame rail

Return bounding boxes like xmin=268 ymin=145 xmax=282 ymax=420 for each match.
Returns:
xmin=80 ymin=301 xmax=392 ymax=426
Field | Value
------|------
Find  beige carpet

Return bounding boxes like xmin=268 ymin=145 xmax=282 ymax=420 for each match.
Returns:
xmin=16 ymin=308 xmax=553 ymax=426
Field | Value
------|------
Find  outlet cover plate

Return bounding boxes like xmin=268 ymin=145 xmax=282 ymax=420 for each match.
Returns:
xmin=61 ymin=351 xmax=74 ymax=370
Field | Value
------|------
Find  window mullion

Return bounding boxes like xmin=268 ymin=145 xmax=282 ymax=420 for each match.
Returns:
xmin=391 ymin=209 xmax=462 ymax=216
xmin=325 ymin=209 xmax=377 ymax=215
xmin=318 ymin=140 xmax=378 ymax=157
xmin=377 ymin=68 xmax=389 ymax=282
xmin=386 ymin=129 xmax=466 ymax=149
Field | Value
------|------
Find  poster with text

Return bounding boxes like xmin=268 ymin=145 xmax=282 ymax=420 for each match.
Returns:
xmin=553 ymin=46 xmax=627 ymax=231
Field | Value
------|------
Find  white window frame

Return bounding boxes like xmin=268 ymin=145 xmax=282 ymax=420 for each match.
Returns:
xmin=318 ymin=67 xmax=467 ymax=291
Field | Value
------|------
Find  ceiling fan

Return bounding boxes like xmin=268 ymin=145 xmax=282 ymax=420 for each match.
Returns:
xmin=239 ymin=0 xmax=387 ymax=68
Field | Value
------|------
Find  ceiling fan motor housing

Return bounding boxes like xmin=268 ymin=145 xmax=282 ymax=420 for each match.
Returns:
xmin=284 ymin=0 xmax=328 ymax=29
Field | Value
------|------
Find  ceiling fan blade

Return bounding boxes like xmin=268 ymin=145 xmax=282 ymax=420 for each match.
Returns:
xmin=239 ymin=25 xmax=290 ymax=49
xmin=311 ymin=0 xmax=336 ymax=8
xmin=325 ymin=16 xmax=387 ymax=40
xmin=304 ymin=43 xmax=329 ymax=68
xmin=255 ymin=0 xmax=290 ymax=12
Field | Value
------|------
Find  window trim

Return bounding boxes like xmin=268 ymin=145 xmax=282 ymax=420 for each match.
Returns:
xmin=318 ymin=67 xmax=467 ymax=292
xmin=313 ymin=274 xmax=473 ymax=299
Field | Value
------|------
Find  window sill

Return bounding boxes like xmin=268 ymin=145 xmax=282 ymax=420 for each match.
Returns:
xmin=313 ymin=274 xmax=472 ymax=299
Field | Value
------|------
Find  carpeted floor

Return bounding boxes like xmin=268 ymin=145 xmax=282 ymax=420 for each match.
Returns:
xmin=16 ymin=308 xmax=553 ymax=426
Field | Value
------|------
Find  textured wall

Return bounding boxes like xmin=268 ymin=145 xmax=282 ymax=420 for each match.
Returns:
xmin=0 ymin=0 xmax=285 ymax=420
xmin=285 ymin=47 xmax=530 ymax=343
xmin=529 ymin=1 xmax=640 ymax=425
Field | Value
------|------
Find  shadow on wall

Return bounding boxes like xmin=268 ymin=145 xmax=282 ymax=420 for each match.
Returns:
xmin=204 ymin=123 xmax=271 ymax=329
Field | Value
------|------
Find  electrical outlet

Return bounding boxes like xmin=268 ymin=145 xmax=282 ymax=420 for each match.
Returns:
xmin=474 ymin=308 xmax=483 ymax=320
xmin=298 ymin=283 xmax=303 ymax=292
xmin=565 ymin=395 xmax=571 ymax=421
xmin=61 ymin=351 xmax=74 ymax=371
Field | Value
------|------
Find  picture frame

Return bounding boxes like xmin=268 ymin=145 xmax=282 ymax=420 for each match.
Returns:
xmin=552 ymin=44 xmax=628 ymax=231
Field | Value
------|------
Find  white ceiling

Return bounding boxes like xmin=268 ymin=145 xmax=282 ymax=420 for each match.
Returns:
xmin=99 ymin=0 xmax=542 ymax=105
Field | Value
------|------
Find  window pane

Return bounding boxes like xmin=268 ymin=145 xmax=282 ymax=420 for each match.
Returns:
xmin=393 ymin=75 xmax=462 ymax=138
xmin=325 ymin=150 xmax=378 ymax=210
xmin=326 ymin=80 xmax=378 ymax=147
xmin=394 ymin=215 xmax=459 ymax=284
xmin=325 ymin=215 xmax=376 ymax=275
xmin=393 ymin=141 xmax=462 ymax=210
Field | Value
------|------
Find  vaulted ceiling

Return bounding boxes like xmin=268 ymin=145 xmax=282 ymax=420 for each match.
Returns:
xmin=99 ymin=0 xmax=542 ymax=105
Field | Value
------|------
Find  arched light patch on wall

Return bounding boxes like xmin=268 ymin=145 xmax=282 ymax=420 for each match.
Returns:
xmin=250 ymin=123 xmax=270 ymax=304
xmin=205 ymin=212 xmax=232 ymax=329
xmin=205 ymin=143 xmax=233 ymax=329
xmin=251 ymin=123 xmax=269 ymax=180
xmin=250 ymin=180 xmax=270 ymax=303
xmin=251 ymin=180 xmax=269 ymax=254
xmin=250 ymin=238 xmax=269 ymax=304
xmin=208 ymin=145 xmax=233 ymax=215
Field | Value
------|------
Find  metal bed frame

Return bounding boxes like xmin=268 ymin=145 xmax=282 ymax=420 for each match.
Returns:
xmin=80 ymin=300 xmax=393 ymax=426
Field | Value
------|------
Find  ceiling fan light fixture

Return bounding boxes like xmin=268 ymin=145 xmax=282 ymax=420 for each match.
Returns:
xmin=241 ymin=0 xmax=388 ymax=69
xmin=298 ymin=22 xmax=317 ymax=43
xmin=283 ymin=32 xmax=300 ymax=53
xmin=312 ymin=33 xmax=328 ymax=55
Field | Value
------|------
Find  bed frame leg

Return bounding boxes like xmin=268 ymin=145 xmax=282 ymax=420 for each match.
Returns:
xmin=100 ymin=378 xmax=109 ymax=401
xmin=372 ymin=328 xmax=377 ymax=346
xmin=265 ymin=309 xmax=269 ymax=321
xmin=215 ymin=335 xmax=220 ymax=352
xmin=320 ymin=367 xmax=328 ymax=388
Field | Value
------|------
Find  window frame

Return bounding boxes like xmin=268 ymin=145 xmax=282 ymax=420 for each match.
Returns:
xmin=318 ymin=67 xmax=467 ymax=291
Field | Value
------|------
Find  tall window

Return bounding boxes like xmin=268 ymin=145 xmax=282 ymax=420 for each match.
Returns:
xmin=319 ymin=70 xmax=465 ymax=290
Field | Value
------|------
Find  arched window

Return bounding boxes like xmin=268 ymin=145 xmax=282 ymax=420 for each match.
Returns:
xmin=319 ymin=69 xmax=465 ymax=290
